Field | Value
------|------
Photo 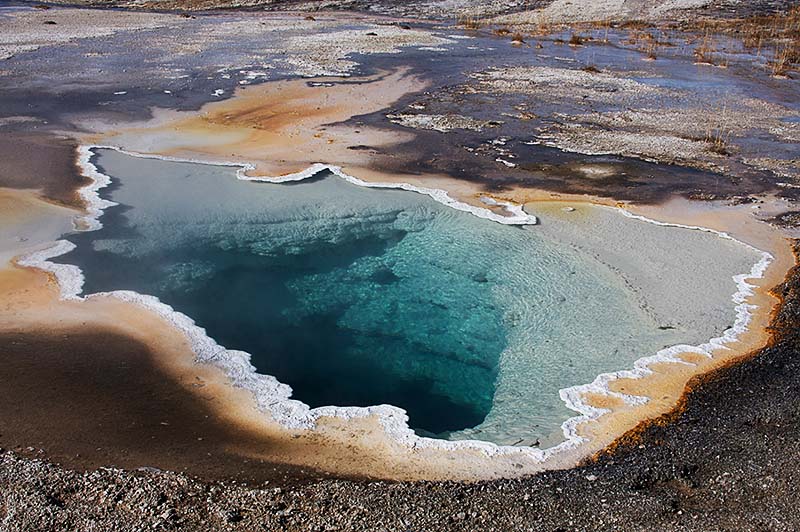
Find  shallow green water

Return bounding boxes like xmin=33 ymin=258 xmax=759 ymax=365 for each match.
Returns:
xmin=57 ymin=149 xmax=752 ymax=444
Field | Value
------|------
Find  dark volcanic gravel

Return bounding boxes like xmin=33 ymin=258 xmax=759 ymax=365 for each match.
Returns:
xmin=2 ymin=244 xmax=800 ymax=531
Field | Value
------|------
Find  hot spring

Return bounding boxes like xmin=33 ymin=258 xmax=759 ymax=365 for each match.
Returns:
xmin=54 ymin=148 xmax=761 ymax=446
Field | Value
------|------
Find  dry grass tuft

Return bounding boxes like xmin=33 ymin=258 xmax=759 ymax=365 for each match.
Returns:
xmin=459 ymin=16 xmax=482 ymax=30
xmin=693 ymin=30 xmax=716 ymax=65
xmin=569 ymin=33 xmax=585 ymax=46
xmin=694 ymin=6 xmax=800 ymax=76
xmin=704 ymin=103 xmax=732 ymax=156
xmin=706 ymin=132 xmax=731 ymax=155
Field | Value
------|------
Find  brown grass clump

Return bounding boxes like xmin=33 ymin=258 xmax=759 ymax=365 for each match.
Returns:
xmin=704 ymin=105 xmax=732 ymax=156
xmin=459 ymin=16 xmax=482 ymax=30
xmin=692 ymin=6 xmax=800 ymax=76
xmin=582 ymin=65 xmax=601 ymax=73
xmin=494 ymin=27 xmax=511 ymax=36
xmin=771 ymin=41 xmax=794 ymax=76
xmin=693 ymin=30 xmax=716 ymax=65
xmin=569 ymin=33 xmax=585 ymax=46
xmin=624 ymin=29 xmax=675 ymax=60
xmin=594 ymin=19 xmax=613 ymax=43
xmin=644 ymin=39 xmax=657 ymax=60
xmin=619 ymin=20 xmax=651 ymax=30
xmin=706 ymin=132 xmax=730 ymax=155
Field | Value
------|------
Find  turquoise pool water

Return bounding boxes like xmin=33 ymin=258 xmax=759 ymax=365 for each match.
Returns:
xmin=56 ymin=148 xmax=755 ymax=445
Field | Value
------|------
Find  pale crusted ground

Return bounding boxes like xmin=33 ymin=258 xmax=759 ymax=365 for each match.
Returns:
xmin=433 ymin=63 xmax=800 ymax=178
xmin=0 ymin=7 xmax=456 ymax=80
xmin=262 ymin=26 xmax=454 ymax=76
xmin=533 ymin=98 xmax=800 ymax=175
xmin=387 ymin=112 xmax=501 ymax=132
xmin=469 ymin=65 xmax=668 ymax=103
xmin=0 ymin=7 xmax=187 ymax=60
xmin=492 ymin=0 xmax=712 ymax=24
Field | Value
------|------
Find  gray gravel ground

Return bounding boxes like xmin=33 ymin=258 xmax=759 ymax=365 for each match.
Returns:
xmin=2 ymin=243 xmax=799 ymax=531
